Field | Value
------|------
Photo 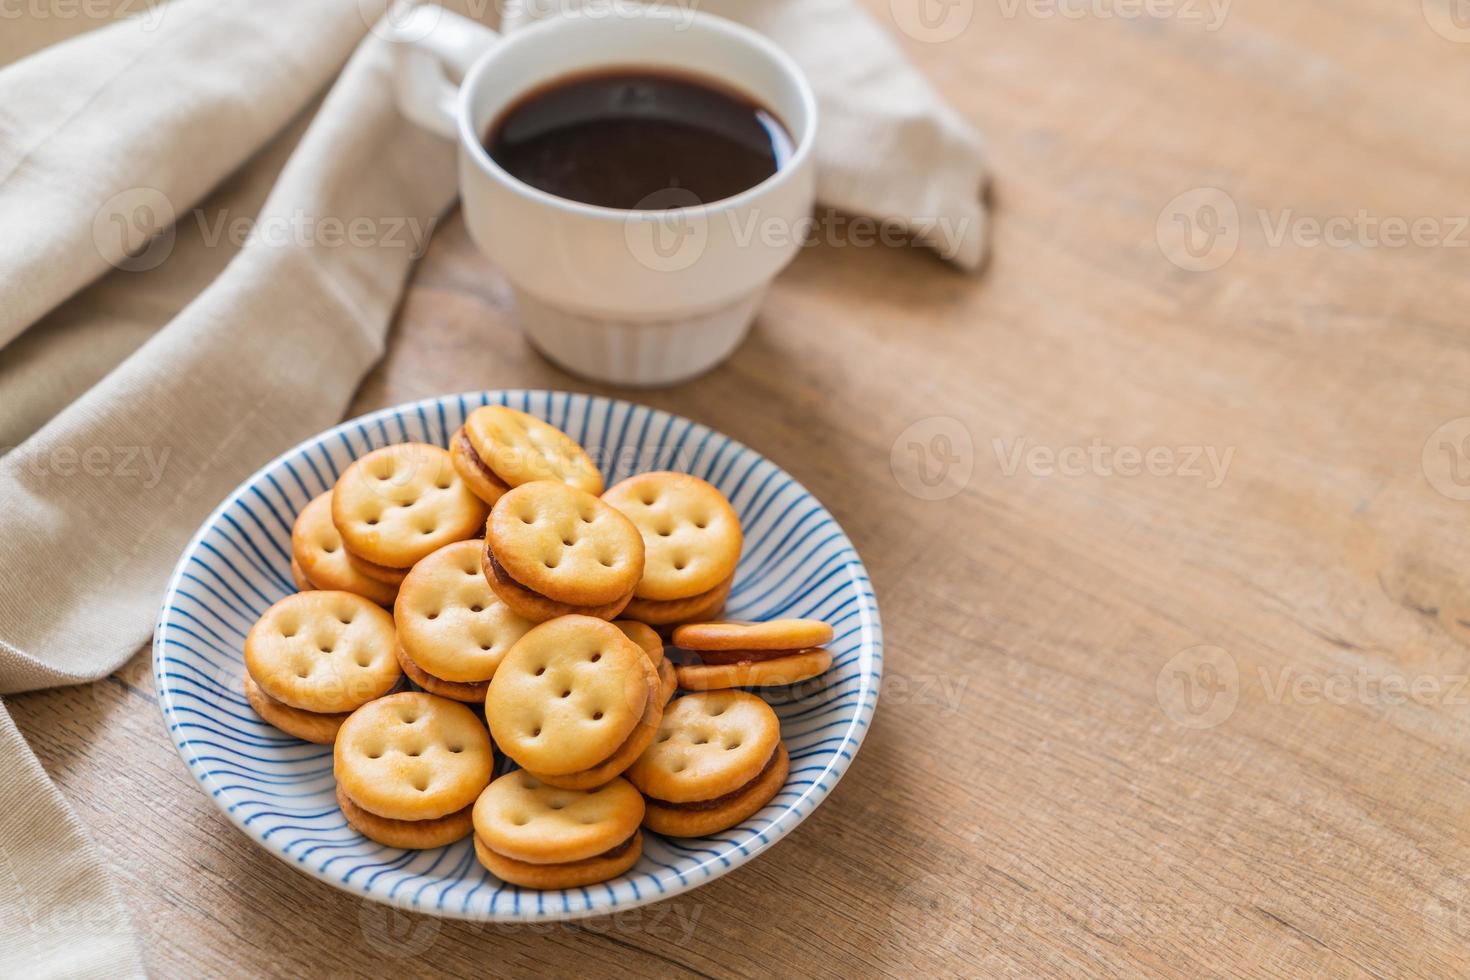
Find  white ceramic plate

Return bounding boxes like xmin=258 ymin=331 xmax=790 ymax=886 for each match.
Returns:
xmin=154 ymin=391 xmax=881 ymax=920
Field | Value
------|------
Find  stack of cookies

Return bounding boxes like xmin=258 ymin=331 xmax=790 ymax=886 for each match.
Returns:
xmin=242 ymin=404 xmax=835 ymax=890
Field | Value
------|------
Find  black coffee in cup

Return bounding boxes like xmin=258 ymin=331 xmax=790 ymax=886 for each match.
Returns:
xmin=484 ymin=69 xmax=793 ymax=210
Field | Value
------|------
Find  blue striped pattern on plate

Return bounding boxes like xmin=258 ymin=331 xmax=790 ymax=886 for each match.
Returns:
xmin=154 ymin=391 xmax=882 ymax=921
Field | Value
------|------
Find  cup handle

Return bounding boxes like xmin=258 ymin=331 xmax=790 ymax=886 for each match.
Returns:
xmin=385 ymin=3 xmax=500 ymax=140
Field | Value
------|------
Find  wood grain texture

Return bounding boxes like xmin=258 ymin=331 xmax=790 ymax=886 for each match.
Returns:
xmin=10 ymin=0 xmax=1470 ymax=974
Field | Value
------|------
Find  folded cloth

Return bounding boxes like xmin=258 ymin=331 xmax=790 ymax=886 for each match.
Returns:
xmin=0 ymin=0 xmax=987 ymax=972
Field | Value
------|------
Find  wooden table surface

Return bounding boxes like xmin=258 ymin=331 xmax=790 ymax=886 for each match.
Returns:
xmin=11 ymin=0 xmax=1470 ymax=975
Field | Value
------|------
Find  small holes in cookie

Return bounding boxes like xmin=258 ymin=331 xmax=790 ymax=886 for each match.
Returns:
xmin=448 ymin=745 xmax=463 ymax=754
xmin=656 ymin=732 xmax=672 ymax=743
xmin=693 ymin=737 xmax=708 ymax=745
xmin=560 ymin=690 xmax=571 ymax=699
xmin=530 ymin=727 xmax=541 ymax=738
xmin=355 ymin=655 xmax=371 ymax=668
xmin=640 ymin=492 xmax=657 ymax=506
xmin=726 ymin=741 xmax=742 ymax=751
xmin=427 ymin=611 xmax=440 ymax=621
xmin=578 ymin=509 xmax=595 ymax=524
xmin=412 ymin=776 xmax=429 ymax=792
xmin=590 ymin=652 xmax=601 ymax=663
xmin=366 ymin=517 xmax=380 ymax=526
xmin=519 ymin=510 xmax=535 ymax=525
xmin=534 ymin=666 xmax=546 ymax=676
xmin=591 ymin=711 xmax=603 ymax=721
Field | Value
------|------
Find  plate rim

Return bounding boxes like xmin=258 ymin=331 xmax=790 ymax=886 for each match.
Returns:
xmin=153 ymin=389 xmax=882 ymax=922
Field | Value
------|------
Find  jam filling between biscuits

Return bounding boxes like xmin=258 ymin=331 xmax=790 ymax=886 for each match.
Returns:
xmin=646 ymin=747 xmax=780 ymax=812
xmin=456 ymin=429 xmax=511 ymax=492
xmin=477 ymin=830 xmax=638 ymax=866
xmin=687 ymin=648 xmax=810 ymax=666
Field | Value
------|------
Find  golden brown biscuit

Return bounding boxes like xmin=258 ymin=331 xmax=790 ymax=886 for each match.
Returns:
xmin=675 ymin=648 xmax=833 ymax=690
xmin=395 ymin=644 xmax=488 ymax=702
xmin=243 ymin=672 xmax=350 ymax=744
xmin=672 ymin=619 xmax=833 ymax=652
xmin=291 ymin=492 xmax=398 ymax=605
xmin=603 ymin=472 xmax=741 ymax=601
xmin=395 ymin=540 xmax=534 ymax=697
xmin=474 ymin=830 xmax=642 ymax=890
xmin=343 ymin=548 xmax=410 ymax=586
xmin=460 ymin=405 xmax=603 ymax=495
xmin=244 ymin=591 xmax=401 ymax=713
xmin=450 ymin=427 xmax=512 ymax=506
xmin=474 ymin=770 xmax=644 ymax=863
xmin=337 ymin=783 xmax=475 ymax=849
xmin=628 ymin=691 xmax=781 ymax=802
xmin=486 ymin=481 xmax=643 ymax=609
xmin=657 ymin=658 xmax=677 ymax=705
xmin=641 ymin=743 xmax=789 ymax=838
xmin=485 ymin=616 xmax=651 ymax=777
xmin=332 ymin=443 xmax=487 ymax=569
xmin=621 ymin=573 xmax=733 ymax=627
xmin=534 ymin=654 xmax=662 ymax=791
xmin=482 ymin=541 xmax=634 ymax=623
xmin=613 ymin=620 xmax=664 ymax=665
xmin=334 ymin=692 xmax=494 ymax=821
xmin=471 ymin=770 xmax=643 ymax=888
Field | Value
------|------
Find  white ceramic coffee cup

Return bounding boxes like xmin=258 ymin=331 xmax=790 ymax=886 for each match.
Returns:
xmin=387 ymin=4 xmax=818 ymax=386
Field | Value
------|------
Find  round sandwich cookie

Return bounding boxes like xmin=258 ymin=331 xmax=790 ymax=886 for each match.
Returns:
xmin=334 ymin=692 xmax=494 ymax=848
xmin=332 ymin=442 xmax=488 ymax=573
xmin=243 ymin=673 xmax=350 ymax=744
xmin=672 ymin=618 xmax=835 ymax=690
xmin=244 ymin=591 xmax=402 ymax=718
xmin=485 ymin=616 xmax=662 ymax=790
xmin=482 ymin=481 xmax=644 ymax=623
xmin=628 ymin=690 xmax=789 ymax=837
xmin=450 ymin=405 xmax=604 ymax=506
xmin=615 ymin=620 xmax=676 ymax=704
xmin=472 ymin=771 xmax=644 ymax=889
xmin=394 ymin=540 xmax=535 ymax=702
xmin=603 ymin=472 xmax=742 ymax=626
xmin=291 ymin=492 xmax=398 ymax=606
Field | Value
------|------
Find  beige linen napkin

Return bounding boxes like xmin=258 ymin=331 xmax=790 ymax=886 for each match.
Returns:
xmin=0 ymin=0 xmax=986 ymax=972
